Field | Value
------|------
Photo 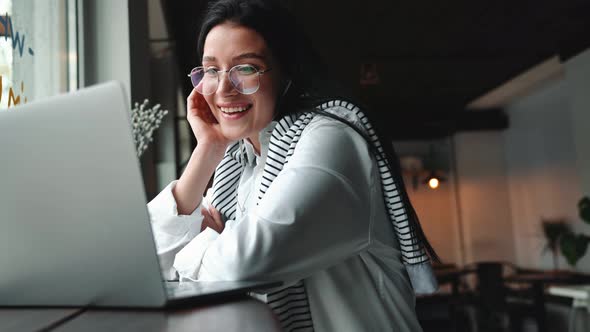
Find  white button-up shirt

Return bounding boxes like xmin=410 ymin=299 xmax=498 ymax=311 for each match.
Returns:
xmin=148 ymin=111 xmax=422 ymax=331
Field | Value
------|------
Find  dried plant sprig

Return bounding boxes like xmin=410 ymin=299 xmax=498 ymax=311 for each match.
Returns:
xmin=130 ymin=99 xmax=168 ymax=157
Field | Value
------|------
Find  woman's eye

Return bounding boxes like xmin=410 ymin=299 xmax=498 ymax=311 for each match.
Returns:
xmin=237 ymin=65 xmax=257 ymax=75
xmin=204 ymin=68 xmax=218 ymax=75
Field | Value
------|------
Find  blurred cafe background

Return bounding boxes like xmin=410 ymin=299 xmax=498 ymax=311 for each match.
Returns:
xmin=1 ymin=1 xmax=589 ymax=331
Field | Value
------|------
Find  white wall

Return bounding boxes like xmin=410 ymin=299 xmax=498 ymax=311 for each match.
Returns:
xmin=503 ymin=79 xmax=584 ymax=271
xmin=500 ymin=49 xmax=590 ymax=273
xmin=564 ymin=49 xmax=590 ymax=271
xmin=566 ymin=50 xmax=590 ymax=197
xmin=397 ymin=134 xmax=521 ymax=266
xmin=453 ymin=132 xmax=516 ymax=264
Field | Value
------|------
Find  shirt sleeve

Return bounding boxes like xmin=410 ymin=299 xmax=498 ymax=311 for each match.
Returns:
xmin=147 ymin=180 xmax=209 ymax=280
xmin=174 ymin=118 xmax=375 ymax=283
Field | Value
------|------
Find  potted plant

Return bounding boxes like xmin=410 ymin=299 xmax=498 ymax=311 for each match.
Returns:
xmin=559 ymin=197 xmax=590 ymax=267
xmin=541 ymin=219 xmax=570 ymax=270
xmin=130 ymin=99 xmax=168 ymax=157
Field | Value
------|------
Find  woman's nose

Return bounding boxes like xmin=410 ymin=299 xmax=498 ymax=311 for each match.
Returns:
xmin=217 ymin=72 xmax=237 ymax=95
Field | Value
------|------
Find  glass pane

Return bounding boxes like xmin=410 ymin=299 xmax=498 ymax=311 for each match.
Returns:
xmin=0 ymin=0 xmax=13 ymax=109
xmin=0 ymin=0 xmax=70 ymax=110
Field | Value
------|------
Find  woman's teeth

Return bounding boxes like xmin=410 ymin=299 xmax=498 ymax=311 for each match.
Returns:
xmin=220 ymin=106 xmax=250 ymax=113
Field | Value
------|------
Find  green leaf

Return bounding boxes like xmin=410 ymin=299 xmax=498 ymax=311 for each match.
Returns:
xmin=560 ymin=233 xmax=590 ymax=266
xmin=579 ymin=196 xmax=590 ymax=224
xmin=542 ymin=220 xmax=570 ymax=251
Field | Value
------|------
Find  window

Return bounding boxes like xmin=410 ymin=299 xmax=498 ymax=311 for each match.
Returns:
xmin=0 ymin=0 xmax=77 ymax=110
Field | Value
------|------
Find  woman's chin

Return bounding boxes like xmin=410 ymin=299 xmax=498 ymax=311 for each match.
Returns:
xmin=220 ymin=127 xmax=249 ymax=142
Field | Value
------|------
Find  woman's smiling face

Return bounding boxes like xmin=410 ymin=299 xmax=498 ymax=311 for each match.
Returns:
xmin=201 ymin=22 xmax=282 ymax=149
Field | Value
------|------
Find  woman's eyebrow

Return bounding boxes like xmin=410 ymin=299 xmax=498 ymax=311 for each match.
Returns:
xmin=233 ymin=52 xmax=267 ymax=62
xmin=202 ymin=55 xmax=216 ymax=62
xmin=202 ymin=53 xmax=267 ymax=63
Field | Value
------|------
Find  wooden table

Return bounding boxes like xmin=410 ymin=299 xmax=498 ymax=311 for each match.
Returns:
xmin=434 ymin=266 xmax=475 ymax=294
xmin=0 ymin=298 xmax=281 ymax=332
xmin=548 ymin=285 xmax=590 ymax=332
xmin=504 ymin=271 xmax=590 ymax=332
xmin=417 ymin=266 xmax=475 ymax=331
xmin=0 ymin=309 xmax=80 ymax=332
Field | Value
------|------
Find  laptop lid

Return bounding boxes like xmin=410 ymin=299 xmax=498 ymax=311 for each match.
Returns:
xmin=0 ymin=82 xmax=167 ymax=307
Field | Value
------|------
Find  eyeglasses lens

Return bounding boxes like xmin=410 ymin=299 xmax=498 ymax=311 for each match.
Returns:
xmin=190 ymin=66 xmax=260 ymax=95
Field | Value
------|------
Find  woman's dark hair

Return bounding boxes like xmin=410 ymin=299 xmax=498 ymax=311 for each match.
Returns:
xmin=197 ymin=0 xmax=440 ymax=263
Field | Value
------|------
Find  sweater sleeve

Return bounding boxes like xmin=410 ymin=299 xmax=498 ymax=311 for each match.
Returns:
xmin=173 ymin=118 xmax=375 ymax=283
xmin=147 ymin=180 xmax=208 ymax=280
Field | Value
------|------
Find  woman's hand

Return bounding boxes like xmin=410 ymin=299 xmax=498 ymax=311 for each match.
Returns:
xmin=173 ymin=89 xmax=231 ymax=215
xmin=186 ymin=88 xmax=231 ymax=153
xmin=201 ymin=205 xmax=225 ymax=233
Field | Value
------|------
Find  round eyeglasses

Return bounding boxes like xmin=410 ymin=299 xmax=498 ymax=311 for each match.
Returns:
xmin=187 ymin=64 xmax=272 ymax=95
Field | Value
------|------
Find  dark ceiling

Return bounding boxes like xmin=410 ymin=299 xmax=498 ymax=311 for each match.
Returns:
xmin=288 ymin=0 xmax=590 ymax=139
xmin=162 ymin=0 xmax=590 ymax=140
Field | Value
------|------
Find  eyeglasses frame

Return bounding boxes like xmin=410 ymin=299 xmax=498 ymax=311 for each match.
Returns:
xmin=187 ymin=64 xmax=272 ymax=95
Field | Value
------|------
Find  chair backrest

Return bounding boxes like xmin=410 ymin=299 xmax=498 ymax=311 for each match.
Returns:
xmin=476 ymin=262 xmax=508 ymax=311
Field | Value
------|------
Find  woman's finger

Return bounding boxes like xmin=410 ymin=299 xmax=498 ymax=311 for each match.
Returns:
xmin=186 ymin=87 xmax=200 ymax=113
xmin=201 ymin=206 xmax=213 ymax=219
xmin=208 ymin=206 xmax=225 ymax=233
xmin=200 ymin=207 xmax=213 ymax=232
xmin=188 ymin=89 xmax=217 ymax=124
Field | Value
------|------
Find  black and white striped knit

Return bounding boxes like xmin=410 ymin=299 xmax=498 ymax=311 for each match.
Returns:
xmin=210 ymin=100 xmax=437 ymax=331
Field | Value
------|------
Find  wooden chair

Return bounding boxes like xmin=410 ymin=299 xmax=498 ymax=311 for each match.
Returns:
xmin=417 ymin=263 xmax=476 ymax=332
xmin=470 ymin=261 xmax=541 ymax=332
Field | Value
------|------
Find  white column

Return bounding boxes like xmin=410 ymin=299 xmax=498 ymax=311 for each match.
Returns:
xmin=564 ymin=49 xmax=590 ymax=272
xmin=565 ymin=49 xmax=590 ymax=197
xmin=453 ymin=132 xmax=516 ymax=264
xmin=82 ymin=0 xmax=131 ymax=98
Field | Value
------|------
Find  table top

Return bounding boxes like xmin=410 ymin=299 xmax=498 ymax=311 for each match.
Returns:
xmin=433 ymin=266 xmax=475 ymax=284
xmin=505 ymin=271 xmax=590 ymax=284
xmin=0 ymin=308 xmax=79 ymax=331
xmin=548 ymin=285 xmax=590 ymax=300
xmin=0 ymin=298 xmax=281 ymax=332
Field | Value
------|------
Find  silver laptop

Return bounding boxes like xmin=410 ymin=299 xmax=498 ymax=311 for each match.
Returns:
xmin=0 ymin=81 xmax=279 ymax=308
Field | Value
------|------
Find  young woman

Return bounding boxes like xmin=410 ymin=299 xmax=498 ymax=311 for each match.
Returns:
xmin=148 ymin=0 xmax=438 ymax=331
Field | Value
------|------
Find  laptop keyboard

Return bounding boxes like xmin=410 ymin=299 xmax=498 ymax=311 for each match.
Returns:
xmin=164 ymin=280 xmax=280 ymax=300
xmin=165 ymin=281 xmax=205 ymax=298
